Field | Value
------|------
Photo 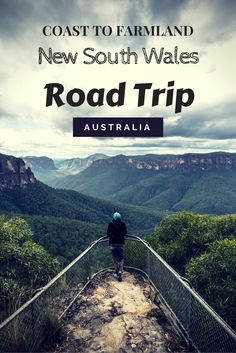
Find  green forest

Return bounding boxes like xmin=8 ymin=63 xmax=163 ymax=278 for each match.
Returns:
xmin=0 ymin=216 xmax=59 ymax=321
xmin=0 ymin=181 xmax=162 ymax=234
xmin=146 ymin=212 xmax=236 ymax=330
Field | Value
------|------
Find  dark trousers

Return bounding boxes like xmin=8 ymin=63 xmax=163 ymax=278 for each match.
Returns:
xmin=110 ymin=245 xmax=124 ymax=273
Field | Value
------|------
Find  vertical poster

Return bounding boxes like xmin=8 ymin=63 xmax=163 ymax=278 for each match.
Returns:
xmin=0 ymin=1 xmax=235 ymax=352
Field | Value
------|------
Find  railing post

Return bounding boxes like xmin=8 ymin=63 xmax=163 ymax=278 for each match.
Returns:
xmin=30 ymin=302 xmax=36 ymax=350
xmin=87 ymin=250 xmax=92 ymax=280
xmin=147 ymin=249 xmax=151 ymax=277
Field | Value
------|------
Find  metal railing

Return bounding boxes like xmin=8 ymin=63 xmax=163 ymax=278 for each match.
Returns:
xmin=0 ymin=235 xmax=236 ymax=352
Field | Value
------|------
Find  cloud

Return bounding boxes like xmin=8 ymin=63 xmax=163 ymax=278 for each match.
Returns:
xmin=2 ymin=126 xmax=236 ymax=158
xmin=166 ymin=100 xmax=236 ymax=139
xmin=179 ymin=0 xmax=236 ymax=44
xmin=146 ymin=0 xmax=187 ymax=23
xmin=0 ymin=0 xmax=236 ymax=157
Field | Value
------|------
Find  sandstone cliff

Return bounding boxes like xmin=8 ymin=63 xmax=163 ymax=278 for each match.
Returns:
xmin=92 ymin=152 xmax=236 ymax=173
xmin=24 ymin=156 xmax=56 ymax=171
xmin=0 ymin=153 xmax=36 ymax=190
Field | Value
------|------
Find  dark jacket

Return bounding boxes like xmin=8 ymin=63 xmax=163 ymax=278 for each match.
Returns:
xmin=107 ymin=220 xmax=127 ymax=245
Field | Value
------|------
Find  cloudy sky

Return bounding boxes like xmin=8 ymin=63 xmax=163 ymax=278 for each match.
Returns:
xmin=0 ymin=0 xmax=236 ymax=158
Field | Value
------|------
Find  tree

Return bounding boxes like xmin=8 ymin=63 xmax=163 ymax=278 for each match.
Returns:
xmin=146 ymin=212 xmax=236 ymax=329
xmin=146 ymin=212 xmax=213 ymax=273
xmin=0 ymin=216 xmax=59 ymax=318
xmin=186 ymin=239 xmax=236 ymax=329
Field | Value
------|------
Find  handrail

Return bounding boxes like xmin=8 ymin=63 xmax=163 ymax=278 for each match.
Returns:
xmin=0 ymin=235 xmax=105 ymax=330
xmin=0 ymin=234 xmax=235 ymax=353
xmin=129 ymin=234 xmax=236 ymax=340
xmin=0 ymin=235 xmax=138 ymax=330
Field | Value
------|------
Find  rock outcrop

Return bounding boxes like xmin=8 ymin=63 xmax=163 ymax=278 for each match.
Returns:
xmin=0 ymin=153 xmax=36 ymax=190
xmin=55 ymin=271 xmax=188 ymax=353
xmin=92 ymin=152 xmax=236 ymax=173
xmin=23 ymin=156 xmax=56 ymax=171
xmin=55 ymin=154 xmax=109 ymax=174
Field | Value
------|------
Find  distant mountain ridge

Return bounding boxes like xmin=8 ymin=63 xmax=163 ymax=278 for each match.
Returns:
xmin=55 ymin=153 xmax=109 ymax=174
xmin=24 ymin=156 xmax=56 ymax=171
xmin=23 ymin=154 xmax=109 ymax=186
xmin=91 ymin=152 xmax=236 ymax=172
xmin=52 ymin=152 xmax=236 ymax=215
xmin=9 ymin=151 xmax=236 ymax=215
xmin=0 ymin=152 xmax=161 ymax=233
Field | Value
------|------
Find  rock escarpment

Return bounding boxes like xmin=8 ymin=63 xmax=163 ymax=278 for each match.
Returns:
xmin=92 ymin=152 xmax=236 ymax=173
xmin=0 ymin=153 xmax=36 ymax=190
xmin=55 ymin=154 xmax=109 ymax=174
xmin=23 ymin=156 xmax=56 ymax=171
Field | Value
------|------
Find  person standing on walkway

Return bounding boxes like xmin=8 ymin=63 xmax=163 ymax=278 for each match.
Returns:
xmin=107 ymin=212 xmax=127 ymax=282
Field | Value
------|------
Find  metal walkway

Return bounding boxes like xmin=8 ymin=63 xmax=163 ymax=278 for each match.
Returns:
xmin=0 ymin=235 xmax=236 ymax=352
